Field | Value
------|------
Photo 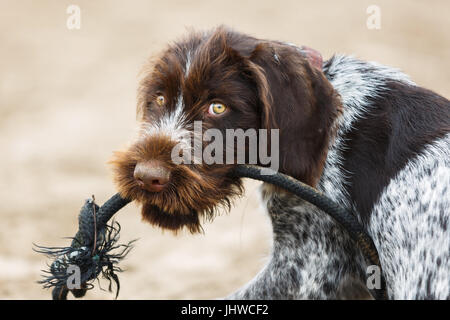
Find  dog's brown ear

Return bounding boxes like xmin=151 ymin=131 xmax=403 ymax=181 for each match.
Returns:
xmin=248 ymin=42 xmax=342 ymax=186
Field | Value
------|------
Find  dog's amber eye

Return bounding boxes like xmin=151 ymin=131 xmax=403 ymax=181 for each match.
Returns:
xmin=156 ymin=95 xmax=165 ymax=106
xmin=208 ymin=102 xmax=227 ymax=115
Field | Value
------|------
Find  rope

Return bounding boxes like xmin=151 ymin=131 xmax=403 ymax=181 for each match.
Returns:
xmin=34 ymin=195 xmax=133 ymax=300
xmin=35 ymin=164 xmax=386 ymax=300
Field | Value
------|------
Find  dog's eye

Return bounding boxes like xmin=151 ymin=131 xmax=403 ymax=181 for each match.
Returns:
xmin=156 ymin=95 xmax=165 ymax=106
xmin=208 ymin=103 xmax=227 ymax=115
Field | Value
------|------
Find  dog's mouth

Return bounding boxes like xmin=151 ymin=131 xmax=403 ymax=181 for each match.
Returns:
xmin=110 ymin=147 xmax=243 ymax=233
xmin=129 ymin=173 xmax=203 ymax=233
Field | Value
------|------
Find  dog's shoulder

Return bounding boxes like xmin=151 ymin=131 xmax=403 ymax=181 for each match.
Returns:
xmin=322 ymin=55 xmax=450 ymax=224
xmin=368 ymin=132 xmax=449 ymax=298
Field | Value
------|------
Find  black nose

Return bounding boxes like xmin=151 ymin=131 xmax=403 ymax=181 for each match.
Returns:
xmin=133 ymin=161 xmax=170 ymax=192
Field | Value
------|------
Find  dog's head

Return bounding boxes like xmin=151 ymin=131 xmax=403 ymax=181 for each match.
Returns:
xmin=110 ymin=27 xmax=342 ymax=232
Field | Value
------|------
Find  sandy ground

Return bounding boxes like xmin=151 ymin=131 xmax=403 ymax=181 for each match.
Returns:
xmin=0 ymin=0 xmax=449 ymax=300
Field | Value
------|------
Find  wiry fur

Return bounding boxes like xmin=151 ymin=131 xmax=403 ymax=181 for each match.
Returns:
xmin=111 ymin=135 xmax=242 ymax=233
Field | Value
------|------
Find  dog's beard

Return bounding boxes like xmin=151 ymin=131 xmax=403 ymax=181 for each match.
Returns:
xmin=110 ymin=138 xmax=243 ymax=233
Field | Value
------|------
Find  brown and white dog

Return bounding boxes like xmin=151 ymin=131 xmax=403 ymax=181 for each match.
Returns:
xmin=111 ymin=27 xmax=450 ymax=299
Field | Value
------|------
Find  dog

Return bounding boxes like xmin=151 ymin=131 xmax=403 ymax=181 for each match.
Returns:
xmin=111 ymin=26 xmax=450 ymax=299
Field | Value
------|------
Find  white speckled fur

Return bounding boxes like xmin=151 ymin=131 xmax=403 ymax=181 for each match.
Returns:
xmin=368 ymin=134 xmax=450 ymax=299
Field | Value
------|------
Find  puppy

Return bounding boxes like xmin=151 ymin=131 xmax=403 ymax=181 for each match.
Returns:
xmin=111 ymin=27 xmax=450 ymax=299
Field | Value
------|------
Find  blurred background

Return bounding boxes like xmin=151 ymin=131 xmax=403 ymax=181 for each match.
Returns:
xmin=0 ymin=0 xmax=449 ymax=299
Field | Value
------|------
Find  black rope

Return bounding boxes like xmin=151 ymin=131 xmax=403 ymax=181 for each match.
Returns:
xmin=35 ymin=164 xmax=386 ymax=300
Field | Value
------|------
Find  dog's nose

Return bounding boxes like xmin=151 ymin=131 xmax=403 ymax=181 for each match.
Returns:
xmin=134 ymin=161 xmax=170 ymax=192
